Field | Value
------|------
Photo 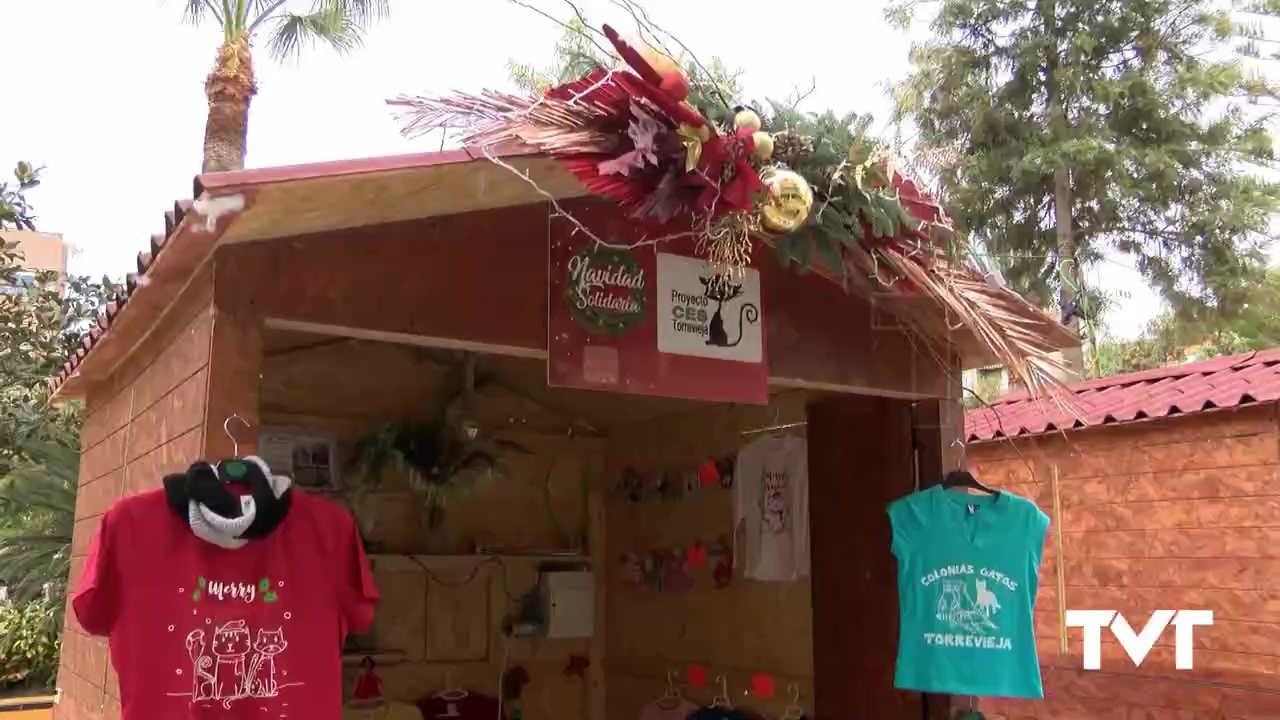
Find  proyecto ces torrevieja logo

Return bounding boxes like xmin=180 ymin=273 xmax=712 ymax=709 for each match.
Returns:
xmin=1065 ymin=610 xmax=1213 ymax=670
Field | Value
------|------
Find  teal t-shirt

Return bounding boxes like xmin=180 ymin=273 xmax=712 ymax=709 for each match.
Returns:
xmin=887 ymin=485 xmax=1050 ymax=699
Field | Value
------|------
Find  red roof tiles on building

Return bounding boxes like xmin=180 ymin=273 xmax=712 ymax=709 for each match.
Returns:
xmin=965 ymin=348 xmax=1280 ymax=442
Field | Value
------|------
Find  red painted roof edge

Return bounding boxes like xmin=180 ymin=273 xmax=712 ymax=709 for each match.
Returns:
xmin=194 ymin=143 xmax=537 ymax=196
xmin=964 ymin=348 xmax=1280 ymax=442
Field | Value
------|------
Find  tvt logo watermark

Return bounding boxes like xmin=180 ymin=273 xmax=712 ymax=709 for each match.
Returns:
xmin=1065 ymin=610 xmax=1213 ymax=669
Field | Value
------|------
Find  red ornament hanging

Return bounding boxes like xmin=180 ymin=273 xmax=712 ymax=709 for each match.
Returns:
xmin=698 ymin=460 xmax=720 ymax=487
xmin=351 ymin=657 xmax=384 ymax=701
xmin=750 ymin=673 xmax=775 ymax=698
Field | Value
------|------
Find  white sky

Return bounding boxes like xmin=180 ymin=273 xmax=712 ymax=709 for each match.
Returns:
xmin=2 ymin=0 xmax=1254 ymax=340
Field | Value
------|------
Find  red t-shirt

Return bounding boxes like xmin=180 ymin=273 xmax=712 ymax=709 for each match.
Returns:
xmin=73 ymin=488 xmax=378 ymax=719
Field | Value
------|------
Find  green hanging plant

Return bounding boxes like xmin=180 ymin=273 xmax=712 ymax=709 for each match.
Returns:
xmin=347 ymin=416 xmax=532 ymax=530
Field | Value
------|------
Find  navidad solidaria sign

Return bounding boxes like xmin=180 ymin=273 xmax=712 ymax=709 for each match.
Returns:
xmin=564 ymin=245 xmax=648 ymax=335
xmin=546 ymin=201 xmax=768 ymax=404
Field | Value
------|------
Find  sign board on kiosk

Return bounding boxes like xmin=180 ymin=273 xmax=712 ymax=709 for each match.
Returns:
xmin=547 ymin=200 xmax=769 ymax=404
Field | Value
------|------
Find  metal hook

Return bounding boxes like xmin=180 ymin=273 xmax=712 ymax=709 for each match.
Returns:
xmin=782 ymin=683 xmax=804 ymax=720
xmin=712 ymin=675 xmax=731 ymax=709
xmin=223 ymin=414 xmax=250 ymax=457
xmin=662 ymin=670 xmax=680 ymax=700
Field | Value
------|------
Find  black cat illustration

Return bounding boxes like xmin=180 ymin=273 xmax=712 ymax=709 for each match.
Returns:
xmin=699 ymin=275 xmax=760 ymax=348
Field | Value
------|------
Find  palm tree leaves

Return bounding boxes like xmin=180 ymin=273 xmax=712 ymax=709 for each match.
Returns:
xmin=265 ymin=3 xmax=363 ymax=60
xmin=0 ymin=437 xmax=77 ymax=603
xmin=179 ymin=0 xmax=388 ymax=57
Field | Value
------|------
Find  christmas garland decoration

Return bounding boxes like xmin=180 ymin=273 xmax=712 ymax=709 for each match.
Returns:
xmin=388 ymin=25 xmax=1070 ymax=399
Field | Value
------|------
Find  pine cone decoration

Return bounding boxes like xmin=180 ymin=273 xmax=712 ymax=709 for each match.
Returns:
xmin=771 ymin=131 xmax=814 ymax=168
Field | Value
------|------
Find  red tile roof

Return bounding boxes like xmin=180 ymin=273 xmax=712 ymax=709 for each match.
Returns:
xmin=50 ymin=199 xmax=190 ymax=389
xmin=965 ymin=348 xmax=1280 ymax=442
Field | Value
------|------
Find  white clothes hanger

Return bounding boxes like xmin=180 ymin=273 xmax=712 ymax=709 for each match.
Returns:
xmin=433 ymin=668 xmax=469 ymax=702
xmin=223 ymin=413 xmax=250 ymax=457
xmin=710 ymin=675 xmax=732 ymax=709
xmin=654 ymin=670 xmax=684 ymax=710
xmin=781 ymin=683 xmax=804 ymax=720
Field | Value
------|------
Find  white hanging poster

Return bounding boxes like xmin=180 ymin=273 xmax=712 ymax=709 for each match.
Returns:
xmin=656 ymin=252 xmax=763 ymax=364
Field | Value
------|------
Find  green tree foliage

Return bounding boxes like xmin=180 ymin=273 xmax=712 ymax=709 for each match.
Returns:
xmin=0 ymin=436 xmax=77 ymax=603
xmin=0 ymin=244 xmax=120 ymax=461
xmin=1090 ymin=267 xmax=1280 ymax=376
xmin=508 ymin=18 xmax=610 ymax=94
xmin=0 ymin=598 xmax=61 ymax=691
xmin=0 ymin=165 xmax=117 ymax=607
xmin=889 ymin=0 xmax=1280 ymax=329
xmin=0 ymin=163 xmax=41 ymax=231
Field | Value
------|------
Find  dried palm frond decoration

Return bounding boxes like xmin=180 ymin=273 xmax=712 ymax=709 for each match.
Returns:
xmin=386 ymin=19 xmax=1075 ymax=401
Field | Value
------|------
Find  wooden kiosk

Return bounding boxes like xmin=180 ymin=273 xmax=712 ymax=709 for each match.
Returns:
xmin=51 ymin=147 xmax=1071 ymax=720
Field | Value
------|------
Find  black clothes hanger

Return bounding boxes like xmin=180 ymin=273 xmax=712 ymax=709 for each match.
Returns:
xmin=941 ymin=470 xmax=999 ymax=496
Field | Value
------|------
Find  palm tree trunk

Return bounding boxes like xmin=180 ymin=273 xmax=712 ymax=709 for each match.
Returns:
xmin=202 ymin=34 xmax=257 ymax=174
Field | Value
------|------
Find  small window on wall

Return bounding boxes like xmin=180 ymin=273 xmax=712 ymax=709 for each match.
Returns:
xmin=257 ymin=427 xmax=341 ymax=492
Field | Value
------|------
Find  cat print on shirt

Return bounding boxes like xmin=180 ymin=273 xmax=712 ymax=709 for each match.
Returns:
xmin=184 ymin=630 xmax=216 ymax=701
xmin=176 ymin=575 xmax=299 ymax=708
xmin=246 ymin=628 xmax=287 ymax=696
xmin=211 ymin=620 xmax=251 ymax=705
xmin=184 ymin=621 xmax=296 ymax=707
xmin=760 ymin=469 xmax=791 ymax=534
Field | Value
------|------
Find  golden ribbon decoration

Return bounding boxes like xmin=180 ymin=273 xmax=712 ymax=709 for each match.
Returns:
xmin=678 ymin=123 xmax=711 ymax=172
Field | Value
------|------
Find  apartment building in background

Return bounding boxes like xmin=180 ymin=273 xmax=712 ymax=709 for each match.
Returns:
xmin=0 ymin=230 xmax=68 ymax=293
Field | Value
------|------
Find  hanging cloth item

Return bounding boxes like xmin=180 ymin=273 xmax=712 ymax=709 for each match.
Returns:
xmin=72 ymin=454 xmax=377 ymax=720
xmin=162 ymin=456 xmax=292 ymax=549
xmin=733 ymin=434 xmax=810 ymax=581
xmin=887 ymin=482 xmax=1050 ymax=698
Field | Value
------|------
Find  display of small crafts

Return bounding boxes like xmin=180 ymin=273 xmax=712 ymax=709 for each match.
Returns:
xmin=621 ymin=536 xmax=733 ymax=592
xmin=617 ymin=456 xmax=735 ymax=504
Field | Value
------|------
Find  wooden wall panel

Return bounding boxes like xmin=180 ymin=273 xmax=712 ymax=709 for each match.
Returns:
xmin=258 ymin=342 xmax=601 ymax=720
xmin=603 ymin=392 xmax=818 ymax=720
xmin=966 ymin=404 xmax=1280 ymax=719
xmin=222 ymin=202 xmax=950 ymax=398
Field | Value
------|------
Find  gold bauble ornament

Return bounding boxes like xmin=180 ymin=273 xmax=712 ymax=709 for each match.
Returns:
xmin=734 ymin=109 xmax=762 ymax=133
xmin=758 ymin=167 xmax=814 ymax=233
xmin=752 ymin=132 xmax=774 ymax=161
